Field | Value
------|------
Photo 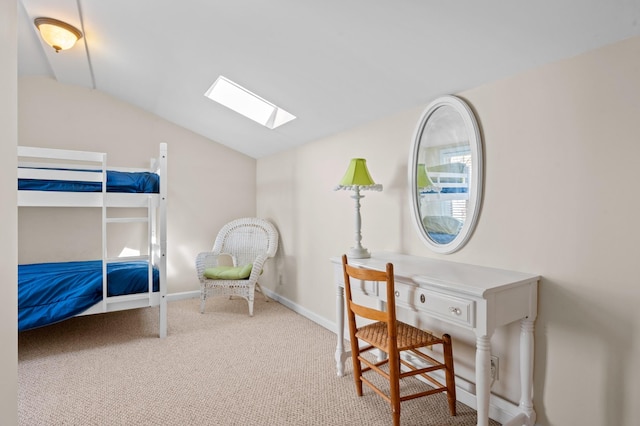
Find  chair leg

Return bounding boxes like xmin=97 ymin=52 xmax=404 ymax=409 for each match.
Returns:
xmin=247 ymin=295 xmax=254 ymax=317
xmin=349 ymin=343 xmax=364 ymax=396
xmin=392 ymin=406 xmax=400 ymax=426
xmin=388 ymin=352 xmax=401 ymax=426
xmin=200 ymin=291 xmax=207 ymax=314
xmin=442 ymin=333 xmax=457 ymax=416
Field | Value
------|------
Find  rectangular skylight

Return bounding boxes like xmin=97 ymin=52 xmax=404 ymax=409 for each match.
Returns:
xmin=204 ymin=76 xmax=296 ymax=129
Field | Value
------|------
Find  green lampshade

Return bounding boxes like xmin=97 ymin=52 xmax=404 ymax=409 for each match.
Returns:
xmin=417 ymin=163 xmax=434 ymax=188
xmin=339 ymin=158 xmax=376 ymax=186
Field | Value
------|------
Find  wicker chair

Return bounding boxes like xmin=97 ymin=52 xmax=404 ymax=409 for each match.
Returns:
xmin=196 ymin=218 xmax=279 ymax=316
xmin=341 ymin=254 xmax=457 ymax=426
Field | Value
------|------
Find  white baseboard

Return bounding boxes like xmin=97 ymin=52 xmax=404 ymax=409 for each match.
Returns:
xmin=260 ymin=287 xmax=337 ymax=332
xmin=166 ymin=290 xmax=199 ymax=302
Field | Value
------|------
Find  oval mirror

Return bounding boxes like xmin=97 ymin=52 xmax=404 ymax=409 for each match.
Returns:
xmin=409 ymin=95 xmax=483 ymax=254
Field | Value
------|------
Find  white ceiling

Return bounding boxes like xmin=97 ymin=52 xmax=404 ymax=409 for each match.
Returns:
xmin=18 ymin=0 xmax=640 ymax=159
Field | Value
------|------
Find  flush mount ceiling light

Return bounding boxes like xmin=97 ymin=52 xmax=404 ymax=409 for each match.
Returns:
xmin=34 ymin=17 xmax=83 ymax=53
xmin=205 ymin=76 xmax=296 ymax=129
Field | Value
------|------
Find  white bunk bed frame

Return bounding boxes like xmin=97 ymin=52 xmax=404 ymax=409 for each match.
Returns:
xmin=420 ymin=170 xmax=470 ymax=201
xmin=17 ymin=143 xmax=168 ymax=338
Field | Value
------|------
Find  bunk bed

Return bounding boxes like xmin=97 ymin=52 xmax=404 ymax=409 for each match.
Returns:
xmin=17 ymin=143 xmax=168 ymax=338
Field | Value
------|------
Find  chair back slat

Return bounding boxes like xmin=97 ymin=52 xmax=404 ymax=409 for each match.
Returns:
xmin=344 ymin=263 xmax=388 ymax=282
xmin=350 ymin=302 xmax=389 ymax=323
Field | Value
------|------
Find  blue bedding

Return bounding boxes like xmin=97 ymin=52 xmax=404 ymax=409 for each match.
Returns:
xmin=18 ymin=170 xmax=159 ymax=193
xmin=428 ymin=232 xmax=457 ymax=244
xmin=18 ymin=260 xmax=159 ymax=331
xmin=421 ymin=187 xmax=468 ymax=194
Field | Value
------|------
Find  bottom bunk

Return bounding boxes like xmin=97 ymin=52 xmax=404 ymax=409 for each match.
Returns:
xmin=422 ymin=215 xmax=463 ymax=245
xmin=19 ymin=260 xmax=160 ymax=332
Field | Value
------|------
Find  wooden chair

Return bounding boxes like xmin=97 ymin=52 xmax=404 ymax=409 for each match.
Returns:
xmin=341 ymin=254 xmax=457 ymax=425
xmin=196 ymin=218 xmax=278 ymax=316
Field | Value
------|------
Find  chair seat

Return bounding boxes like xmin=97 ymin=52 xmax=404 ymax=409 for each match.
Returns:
xmin=356 ymin=321 xmax=444 ymax=352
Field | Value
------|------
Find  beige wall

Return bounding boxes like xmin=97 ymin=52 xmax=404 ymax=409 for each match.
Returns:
xmin=18 ymin=76 xmax=257 ymax=294
xmin=1 ymin=0 xmax=18 ymax=424
xmin=257 ymin=36 xmax=640 ymax=425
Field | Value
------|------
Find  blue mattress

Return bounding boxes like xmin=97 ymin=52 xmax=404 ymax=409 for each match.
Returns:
xmin=18 ymin=260 xmax=159 ymax=331
xmin=428 ymin=232 xmax=457 ymax=244
xmin=421 ymin=187 xmax=468 ymax=194
xmin=18 ymin=170 xmax=159 ymax=193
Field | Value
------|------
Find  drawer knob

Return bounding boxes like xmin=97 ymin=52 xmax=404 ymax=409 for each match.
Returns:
xmin=419 ymin=294 xmax=426 ymax=303
xmin=449 ymin=307 xmax=462 ymax=315
xmin=395 ymin=290 xmax=400 ymax=297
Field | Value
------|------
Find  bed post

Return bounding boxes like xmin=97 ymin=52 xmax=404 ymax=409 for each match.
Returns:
xmin=158 ymin=142 xmax=168 ymax=338
xmin=100 ymin=152 xmax=108 ymax=312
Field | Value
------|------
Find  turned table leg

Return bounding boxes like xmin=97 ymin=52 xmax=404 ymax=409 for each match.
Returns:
xmin=519 ymin=318 xmax=536 ymax=425
xmin=475 ymin=334 xmax=491 ymax=426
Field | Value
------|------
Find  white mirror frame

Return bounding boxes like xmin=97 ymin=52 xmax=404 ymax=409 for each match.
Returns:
xmin=409 ymin=95 xmax=483 ymax=254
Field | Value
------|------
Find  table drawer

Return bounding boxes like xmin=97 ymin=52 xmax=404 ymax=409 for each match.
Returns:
xmin=374 ymin=282 xmax=412 ymax=305
xmin=391 ymin=282 xmax=413 ymax=307
xmin=414 ymin=289 xmax=475 ymax=328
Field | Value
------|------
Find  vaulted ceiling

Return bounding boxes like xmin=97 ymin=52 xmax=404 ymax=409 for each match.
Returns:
xmin=18 ymin=0 xmax=640 ymax=158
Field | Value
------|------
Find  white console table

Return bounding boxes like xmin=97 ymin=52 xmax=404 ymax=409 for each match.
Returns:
xmin=331 ymin=252 xmax=539 ymax=426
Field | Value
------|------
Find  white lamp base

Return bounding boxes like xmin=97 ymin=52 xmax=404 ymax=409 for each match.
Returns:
xmin=348 ymin=247 xmax=371 ymax=259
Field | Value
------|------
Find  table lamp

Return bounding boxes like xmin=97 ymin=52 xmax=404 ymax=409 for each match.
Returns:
xmin=334 ymin=158 xmax=383 ymax=258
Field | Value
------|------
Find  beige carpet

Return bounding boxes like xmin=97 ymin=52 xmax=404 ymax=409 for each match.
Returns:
xmin=18 ymin=297 xmax=500 ymax=425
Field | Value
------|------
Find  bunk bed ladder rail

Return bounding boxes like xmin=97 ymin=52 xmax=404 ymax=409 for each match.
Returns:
xmin=148 ymin=195 xmax=155 ymax=300
xmin=101 ymin=153 xmax=108 ymax=312
xmin=104 ymin=197 xmax=155 ymax=308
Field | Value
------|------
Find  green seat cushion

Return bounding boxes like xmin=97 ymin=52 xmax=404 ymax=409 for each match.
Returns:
xmin=203 ymin=263 xmax=253 ymax=280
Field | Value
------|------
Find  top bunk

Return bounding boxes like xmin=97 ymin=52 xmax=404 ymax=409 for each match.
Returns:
xmin=419 ymin=162 xmax=469 ymax=201
xmin=18 ymin=143 xmax=167 ymax=208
